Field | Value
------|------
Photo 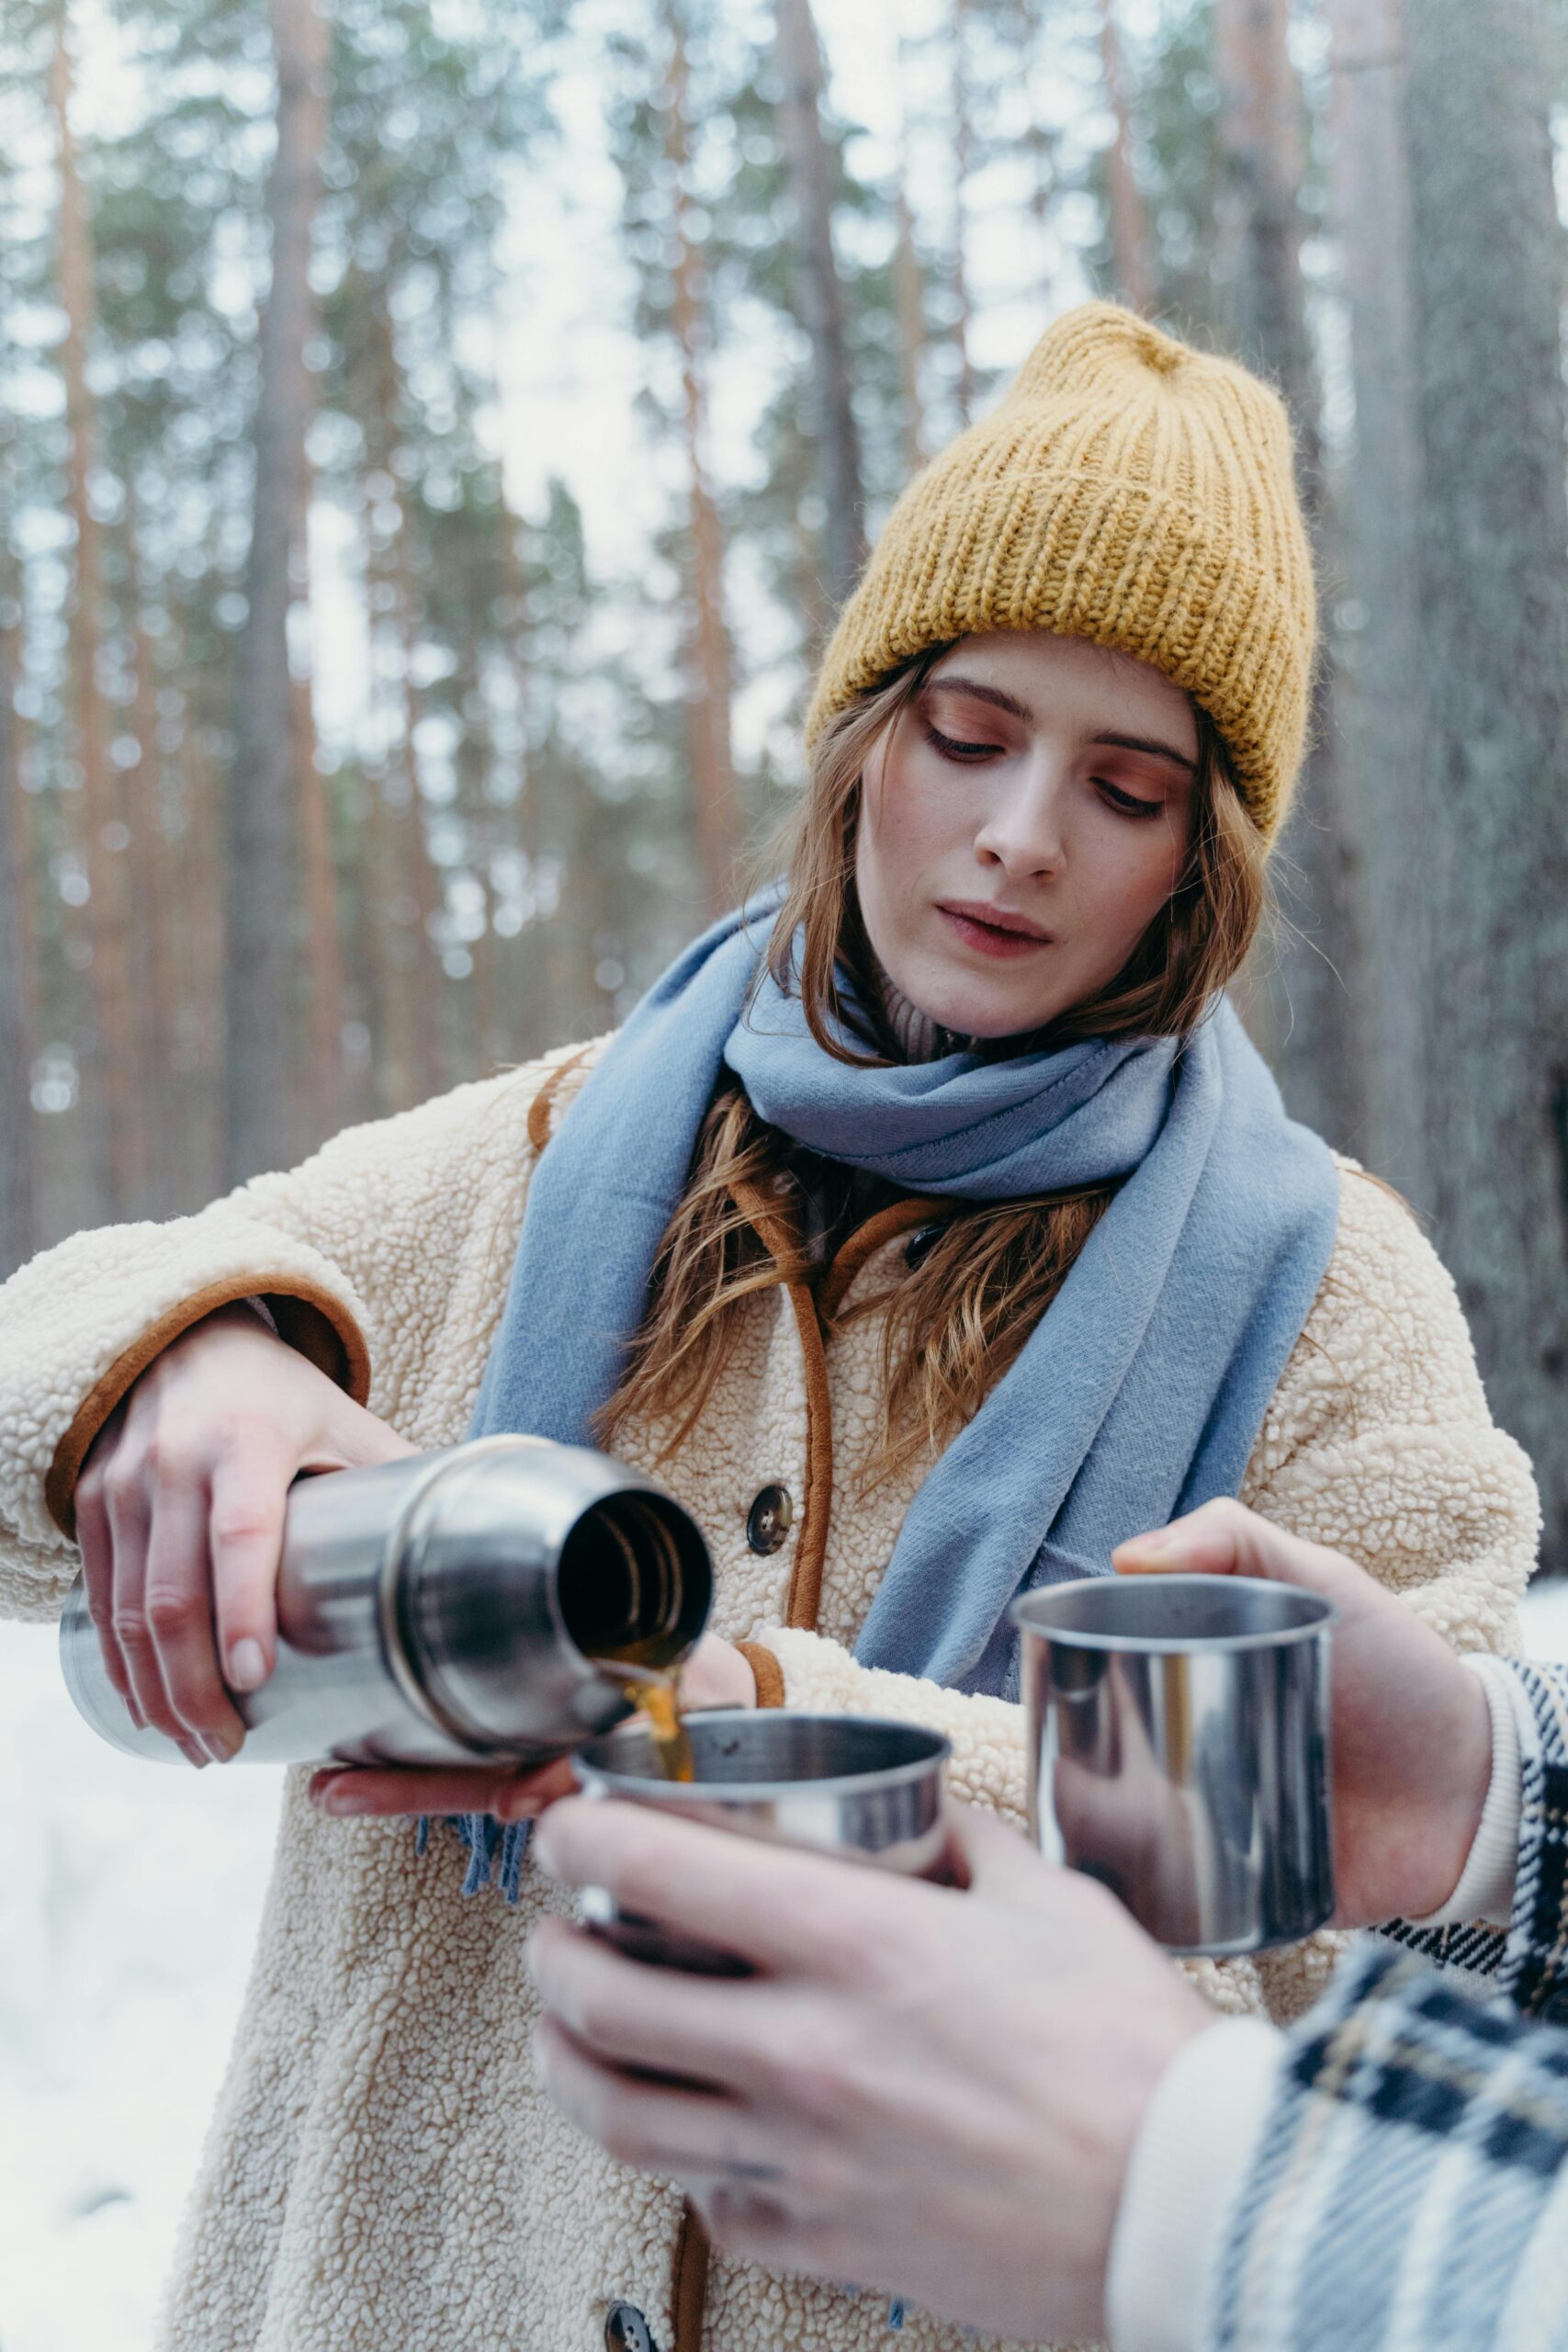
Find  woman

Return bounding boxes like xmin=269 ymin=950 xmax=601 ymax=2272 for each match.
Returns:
xmin=0 ymin=305 xmax=1538 ymax=2352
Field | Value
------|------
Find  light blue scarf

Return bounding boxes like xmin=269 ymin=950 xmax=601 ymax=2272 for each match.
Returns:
xmin=449 ymin=897 xmax=1337 ymax=1894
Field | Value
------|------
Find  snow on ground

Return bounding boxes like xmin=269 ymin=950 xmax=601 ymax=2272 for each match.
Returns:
xmin=3 ymin=1581 xmax=1567 ymax=2352
xmin=0 ymin=1627 xmax=282 ymax=2352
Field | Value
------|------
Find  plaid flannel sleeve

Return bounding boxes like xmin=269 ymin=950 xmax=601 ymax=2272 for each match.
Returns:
xmin=1205 ymin=1660 xmax=1568 ymax=2352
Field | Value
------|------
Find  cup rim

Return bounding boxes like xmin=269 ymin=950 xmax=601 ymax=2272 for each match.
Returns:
xmin=1010 ymin=1573 xmax=1337 ymax=1654
xmin=572 ymin=1706 xmax=951 ymax=1804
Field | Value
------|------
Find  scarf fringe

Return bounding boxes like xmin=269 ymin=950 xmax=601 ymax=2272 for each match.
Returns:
xmin=413 ymin=1813 xmax=532 ymax=1902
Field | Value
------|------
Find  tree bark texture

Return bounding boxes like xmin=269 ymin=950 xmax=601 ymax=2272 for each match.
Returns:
xmin=1096 ymin=0 xmax=1156 ymax=316
xmin=51 ymin=22 xmax=135 ymax=1218
xmin=125 ymin=529 xmax=171 ymax=1214
xmin=773 ymin=0 xmax=868 ymax=613
xmin=0 ymin=622 xmax=33 ymax=1279
xmin=950 ymin=0 xmax=976 ymax=424
xmin=225 ymin=0 xmax=328 ymax=1183
xmin=1325 ymin=0 xmax=1427 ymax=1198
xmin=894 ymin=51 xmax=927 ymax=475
xmin=1213 ymin=0 xmax=1369 ymax=1159
xmin=293 ymin=662 xmax=346 ymax=1150
xmin=1404 ymin=0 xmax=1568 ymax=1564
xmin=664 ymin=6 xmax=741 ymax=918
xmin=362 ymin=299 xmax=446 ymax=1115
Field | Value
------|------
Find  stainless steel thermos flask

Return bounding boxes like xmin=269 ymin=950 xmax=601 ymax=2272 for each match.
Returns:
xmin=59 ymin=1436 xmax=713 ymax=1769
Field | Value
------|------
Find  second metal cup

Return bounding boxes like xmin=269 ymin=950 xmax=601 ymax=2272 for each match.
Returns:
xmin=572 ymin=1709 xmax=952 ymax=1972
xmin=1012 ymin=1575 xmax=1336 ymax=1956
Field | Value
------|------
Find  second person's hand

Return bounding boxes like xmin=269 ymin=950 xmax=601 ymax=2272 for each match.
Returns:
xmin=1111 ymin=1498 xmax=1495 ymax=1928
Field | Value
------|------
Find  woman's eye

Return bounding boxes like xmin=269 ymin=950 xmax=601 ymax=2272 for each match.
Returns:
xmin=925 ymin=721 xmax=1000 ymax=763
xmin=1095 ymin=778 xmax=1163 ymax=820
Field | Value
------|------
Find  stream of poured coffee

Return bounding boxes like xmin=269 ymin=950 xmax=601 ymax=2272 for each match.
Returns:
xmin=605 ymin=1659 xmax=695 ymax=1782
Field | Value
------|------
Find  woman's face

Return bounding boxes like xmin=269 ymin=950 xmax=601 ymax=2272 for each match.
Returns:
xmin=855 ymin=631 xmax=1201 ymax=1040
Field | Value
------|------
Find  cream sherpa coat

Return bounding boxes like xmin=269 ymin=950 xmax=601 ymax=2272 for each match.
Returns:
xmin=0 ymin=1038 xmax=1540 ymax=2352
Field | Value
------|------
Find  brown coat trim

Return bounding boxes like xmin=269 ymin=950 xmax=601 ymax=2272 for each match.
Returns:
xmin=777 ymin=1277 xmax=833 ymax=1632
xmin=728 ymin=1179 xmax=835 ymax=1637
xmin=44 ymin=1279 xmax=371 ymax=1539
xmin=815 ymin=1195 xmax=948 ymax=1323
xmin=525 ymin=1046 xmax=593 ymax=1154
xmin=735 ymin=1639 xmax=785 ymax=1709
xmin=671 ymin=2202 xmax=711 ymax=2350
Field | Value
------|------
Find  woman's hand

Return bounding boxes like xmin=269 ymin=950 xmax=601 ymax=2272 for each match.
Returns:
xmin=308 ymin=1633 xmax=757 ymax=1821
xmin=528 ymin=1798 xmax=1207 ymax=2346
xmin=77 ymin=1304 xmax=416 ymax=1768
xmin=1112 ymin=1498 xmax=1495 ymax=1927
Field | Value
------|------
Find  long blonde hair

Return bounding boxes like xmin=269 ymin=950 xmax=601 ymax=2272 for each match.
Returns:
xmin=599 ymin=646 xmax=1269 ymax=1487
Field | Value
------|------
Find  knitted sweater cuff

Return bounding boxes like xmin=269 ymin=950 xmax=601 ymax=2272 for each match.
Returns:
xmin=1407 ymin=1652 xmax=1522 ymax=1930
xmin=1106 ymin=2018 xmax=1285 ymax=2352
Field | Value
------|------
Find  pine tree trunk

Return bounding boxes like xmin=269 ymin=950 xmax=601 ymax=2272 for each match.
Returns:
xmin=288 ymin=459 xmax=346 ymax=1153
xmin=1096 ymin=0 xmax=1156 ymax=316
xmin=894 ymin=43 xmax=927 ymax=473
xmin=225 ymin=0 xmax=328 ymax=1183
xmin=665 ymin=6 xmax=740 ymax=918
xmin=51 ymin=22 xmax=133 ymax=1218
xmin=179 ymin=672 xmax=228 ymax=1206
xmin=773 ymin=0 xmax=868 ymax=612
xmin=0 ymin=618 xmax=33 ymax=1278
xmin=499 ymin=501 xmax=549 ymax=1061
xmin=1325 ymin=0 xmax=1427 ymax=1198
xmin=293 ymin=664 xmax=345 ymax=1149
xmin=1214 ymin=0 xmax=1369 ymax=1158
xmin=950 ymin=0 xmax=976 ymax=423
xmin=124 ymin=532 xmax=169 ymax=1214
xmin=1214 ymin=0 xmax=1312 ymax=388
xmin=1404 ymin=0 xmax=1568 ymax=1566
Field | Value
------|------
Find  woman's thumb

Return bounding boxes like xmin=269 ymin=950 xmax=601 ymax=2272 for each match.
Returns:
xmin=1111 ymin=1497 xmax=1336 ymax=1592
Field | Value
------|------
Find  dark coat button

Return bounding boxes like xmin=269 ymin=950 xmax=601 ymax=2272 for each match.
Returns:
xmin=746 ymin=1484 xmax=794 ymax=1555
xmin=605 ymin=2302 xmax=658 ymax=2352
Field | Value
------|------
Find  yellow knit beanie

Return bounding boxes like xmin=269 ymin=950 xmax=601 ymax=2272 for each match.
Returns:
xmin=805 ymin=302 xmax=1316 ymax=842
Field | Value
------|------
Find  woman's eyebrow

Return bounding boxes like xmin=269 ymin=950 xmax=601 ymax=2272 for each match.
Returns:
xmin=923 ymin=674 xmax=1032 ymax=721
xmin=926 ymin=679 xmax=1198 ymax=774
xmin=1091 ymin=729 xmax=1198 ymax=775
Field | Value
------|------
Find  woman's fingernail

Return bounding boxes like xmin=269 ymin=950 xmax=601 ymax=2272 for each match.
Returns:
xmin=1119 ymin=1531 xmax=1175 ymax=1560
xmin=320 ymin=1785 xmax=373 ymax=1815
xmin=228 ymin=1639 xmax=266 ymax=1691
xmin=204 ymin=1732 xmax=239 ymax=1765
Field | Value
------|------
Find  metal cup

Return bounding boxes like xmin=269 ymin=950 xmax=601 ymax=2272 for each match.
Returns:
xmin=1012 ymin=1576 xmax=1336 ymax=1956
xmin=572 ymin=1710 xmax=952 ymax=1973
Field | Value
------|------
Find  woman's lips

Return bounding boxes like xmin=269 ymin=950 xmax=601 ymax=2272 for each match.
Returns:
xmin=936 ymin=902 xmax=1054 ymax=959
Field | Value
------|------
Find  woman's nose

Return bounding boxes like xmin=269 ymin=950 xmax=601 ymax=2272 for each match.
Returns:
xmin=972 ymin=769 xmax=1066 ymax=878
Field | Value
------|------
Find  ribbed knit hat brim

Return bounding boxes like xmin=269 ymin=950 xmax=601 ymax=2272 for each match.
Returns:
xmin=805 ymin=303 xmax=1317 ymax=842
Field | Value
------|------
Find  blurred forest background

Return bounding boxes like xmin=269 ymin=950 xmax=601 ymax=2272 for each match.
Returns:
xmin=1 ymin=0 xmax=1566 ymax=1563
